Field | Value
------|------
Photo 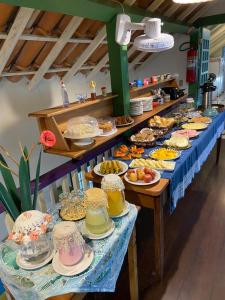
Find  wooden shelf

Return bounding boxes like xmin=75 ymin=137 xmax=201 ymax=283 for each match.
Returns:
xmin=29 ymin=93 xmax=118 ymax=118
xmin=130 ymin=78 xmax=177 ymax=98
xmin=45 ymin=95 xmax=187 ymax=159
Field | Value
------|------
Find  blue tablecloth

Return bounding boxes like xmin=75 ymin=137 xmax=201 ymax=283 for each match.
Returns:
xmin=113 ymin=111 xmax=225 ymax=212
xmin=140 ymin=111 xmax=225 ymax=211
xmin=0 ymin=204 xmax=137 ymax=299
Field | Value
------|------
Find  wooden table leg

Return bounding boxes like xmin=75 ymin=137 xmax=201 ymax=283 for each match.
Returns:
xmin=216 ymin=136 xmax=222 ymax=165
xmin=153 ymin=194 xmax=164 ymax=280
xmin=128 ymin=226 xmax=139 ymax=300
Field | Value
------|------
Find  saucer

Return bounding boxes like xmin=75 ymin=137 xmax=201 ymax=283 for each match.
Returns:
xmin=81 ymin=220 xmax=115 ymax=240
xmin=111 ymin=201 xmax=130 ymax=219
xmin=52 ymin=245 xmax=94 ymax=276
xmin=16 ymin=250 xmax=55 ymax=270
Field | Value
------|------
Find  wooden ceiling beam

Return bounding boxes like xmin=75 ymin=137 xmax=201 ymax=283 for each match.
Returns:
xmin=211 ymin=38 xmax=225 ymax=56
xmin=0 ymin=7 xmax=34 ymax=75
xmin=177 ymin=4 xmax=200 ymax=22
xmin=28 ymin=16 xmax=83 ymax=89
xmin=86 ymin=53 xmax=108 ymax=81
xmin=147 ymin=0 xmax=166 ymax=12
xmin=187 ymin=4 xmax=212 ymax=24
xmin=63 ymin=26 xmax=106 ymax=82
xmin=164 ymin=3 xmax=180 ymax=18
xmin=211 ymin=24 xmax=225 ymax=41
xmin=194 ymin=13 xmax=225 ymax=27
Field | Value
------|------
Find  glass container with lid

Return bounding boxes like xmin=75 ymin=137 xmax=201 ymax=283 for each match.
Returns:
xmin=53 ymin=221 xmax=85 ymax=266
xmin=63 ymin=115 xmax=101 ymax=139
xmin=8 ymin=210 xmax=52 ymax=264
xmin=97 ymin=117 xmax=116 ymax=135
xmin=186 ymin=98 xmax=195 ymax=111
xmin=59 ymin=190 xmax=87 ymax=221
xmin=85 ymin=188 xmax=111 ymax=234
xmin=101 ymin=174 xmax=125 ymax=217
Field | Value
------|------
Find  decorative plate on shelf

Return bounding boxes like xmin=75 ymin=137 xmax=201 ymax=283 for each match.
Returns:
xmin=94 ymin=160 xmax=128 ymax=176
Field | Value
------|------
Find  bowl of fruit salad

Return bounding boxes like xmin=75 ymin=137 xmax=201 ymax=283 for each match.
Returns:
xmin=124 ymin=167 xmax=161 ymax=186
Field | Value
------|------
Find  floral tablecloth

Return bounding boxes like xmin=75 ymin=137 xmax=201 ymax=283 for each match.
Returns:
xmin=0 ymin=204 xmax=137 ymax=299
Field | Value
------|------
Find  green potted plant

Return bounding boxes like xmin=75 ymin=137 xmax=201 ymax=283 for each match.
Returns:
xmin=0 ymin=130 xmax=56 ymax=221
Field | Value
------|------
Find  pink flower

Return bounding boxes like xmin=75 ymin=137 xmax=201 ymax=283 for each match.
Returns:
xmin=40 ymin=131 xmax=56 ymax=148
xmin=23 ymin=212 xmax=32 ymax=218
xmin=8 ymin=232 xmax=14 ymax=240
xmin=40 ymin=224 xmax=47 ymax=233
xmin=29 ymin=231 xmax=39 ymax=241
xmin=43 ymin=214 xmax=52 ymax=223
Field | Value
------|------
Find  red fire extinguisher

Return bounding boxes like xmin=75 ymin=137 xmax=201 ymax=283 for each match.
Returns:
xmin=186 ymin=48 xmax=198 ymax=83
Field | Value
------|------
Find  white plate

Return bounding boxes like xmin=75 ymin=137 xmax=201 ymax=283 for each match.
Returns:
xmin=171 ymin=130 xmax=200 ymax=139
xmin=99 ymin=128 xmax=118 ymax=137
xmin=111 ymin=201 xmax=130 ymax=219
xmin=52 ymin=245 xmax=94 ymax=276
xmin=94 ymin=161 xmax=128 ymax=176
xmin=73 ymin=138 xmax=95 ymax=147
xmin=124 ymin=169 xmax=161 ymax=186
xmin=149 ymin=148 xmax=181 ymax=161
xmin=16 ymin=250 xmax=55 ymax=270
xmin=81 ymin=220 xmax=115 ymax=240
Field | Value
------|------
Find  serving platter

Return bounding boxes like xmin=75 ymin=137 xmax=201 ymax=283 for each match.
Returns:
xmin=149 ymin=147 xmax=181 ymax=161
xmin=124 ymin=168 xmax=161 ymax=186
xmin=94 ymin=161 xmax=128 ymax=176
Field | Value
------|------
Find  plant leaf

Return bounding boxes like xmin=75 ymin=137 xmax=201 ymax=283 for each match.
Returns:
xmin=33 ymin=150 xmax=42 ymax=209
xmin=23 ymin=146 xmax=30 ymax=182
xmin=19 ymin=156 xmax=32 ymax=212
xmin=0 ymin=182 xmax=20 ymax=221
xmin=0 ymin=153 xmax=21 ymax=211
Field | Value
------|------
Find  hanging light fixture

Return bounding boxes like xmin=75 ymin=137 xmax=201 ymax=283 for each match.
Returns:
xmin=173 ymin=0 xmax=213 ymax=3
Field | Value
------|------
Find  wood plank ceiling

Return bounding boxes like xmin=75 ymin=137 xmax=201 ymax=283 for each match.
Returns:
xmin=0 ymin=0 xmax=220 ymax=88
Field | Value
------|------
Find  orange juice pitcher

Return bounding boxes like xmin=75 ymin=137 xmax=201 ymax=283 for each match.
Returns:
xmin=101 ymin=174 xmax=125 ymax=217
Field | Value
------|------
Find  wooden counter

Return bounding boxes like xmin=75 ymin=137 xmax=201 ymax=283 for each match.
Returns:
xmin=44 ymin=95 xmax=187 ymax=159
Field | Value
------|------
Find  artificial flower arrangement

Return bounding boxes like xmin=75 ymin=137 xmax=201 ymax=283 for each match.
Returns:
xmin=0 ymin=130 xmax=56 ymax=221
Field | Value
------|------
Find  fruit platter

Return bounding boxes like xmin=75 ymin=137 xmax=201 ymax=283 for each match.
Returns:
xmin=181 ymin=122 xmax=208 ymax=131
xmin=171 ymin=129 xmax=199 ymax=139
xmin=94 ymin=160 xmax=128 ymax=176
xmin=129 ymin=158 xmax=176 ymax=171
xmin=114 ymin=145 xmax=145 ymax=160
xmin=149 ymin=148 xmax=181 ymax=161
xmin=124 ymin=167 xmax=161 ymax=186
xmin=163 ymin=136 xmax=191 ymax=150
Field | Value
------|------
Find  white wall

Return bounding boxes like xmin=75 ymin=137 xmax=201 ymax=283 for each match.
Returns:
xmin=129 ymin=34 xmax=189 ymax=91
xmin=0 ymin=72 xmax=111 ymax=181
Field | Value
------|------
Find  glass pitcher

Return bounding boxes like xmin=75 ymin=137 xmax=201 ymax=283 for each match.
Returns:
xmin=85 ymin=188 xmax=111 ymax=235
xmin=53 ymin=221 xmax=85 ymax=266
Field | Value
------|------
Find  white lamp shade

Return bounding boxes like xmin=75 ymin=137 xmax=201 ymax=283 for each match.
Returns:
xmin=173 ymin=0 xmax=213 ymax=3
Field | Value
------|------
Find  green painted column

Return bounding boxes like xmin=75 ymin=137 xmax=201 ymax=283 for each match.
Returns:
xmin=106 ymin=16 xmax=130 ymax=116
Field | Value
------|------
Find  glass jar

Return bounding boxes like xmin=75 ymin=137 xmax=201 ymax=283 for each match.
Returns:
xmin=85 ymin=206 xmax=111 ymax=234
xmin=53 ymin=221 xmax=85 ymax=266
xmin=85 ymin=188 xmax=111 ymax=234
xmin=20 ymin=234 xmax=52 ymax=263
xmin=101 ymin=174 xmax=125 ymax=217
xmin=59 ymin=190 xmax=86 ymax=221
xmin=186 ymin=97 xmax=195 ymax=110
xmin=8 ymin=210 xmax=52 ymax=264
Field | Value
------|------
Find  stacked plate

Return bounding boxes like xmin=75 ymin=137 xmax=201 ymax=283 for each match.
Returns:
xmin=130 ymin=98 xmax=143 ymax=116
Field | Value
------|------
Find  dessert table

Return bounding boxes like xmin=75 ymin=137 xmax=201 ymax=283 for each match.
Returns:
xmin=86 ymin=110 xmax=225 ymax=280
xmin=0 ymin=204 xmax=138 ymax=300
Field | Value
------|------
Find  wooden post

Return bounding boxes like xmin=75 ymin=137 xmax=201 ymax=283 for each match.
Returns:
xmin=128 ymin=226 xmax=139 ymax=300
xmin=106 ymin=16 xmax=130 ymax=116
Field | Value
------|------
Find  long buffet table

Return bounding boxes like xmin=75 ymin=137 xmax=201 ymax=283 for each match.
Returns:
xmin=86 ymin=110 xmax=225 ymax=280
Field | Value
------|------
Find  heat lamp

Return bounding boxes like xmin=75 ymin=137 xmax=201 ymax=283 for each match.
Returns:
xmin=115 ymin=14 xmax=174 ymax=52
